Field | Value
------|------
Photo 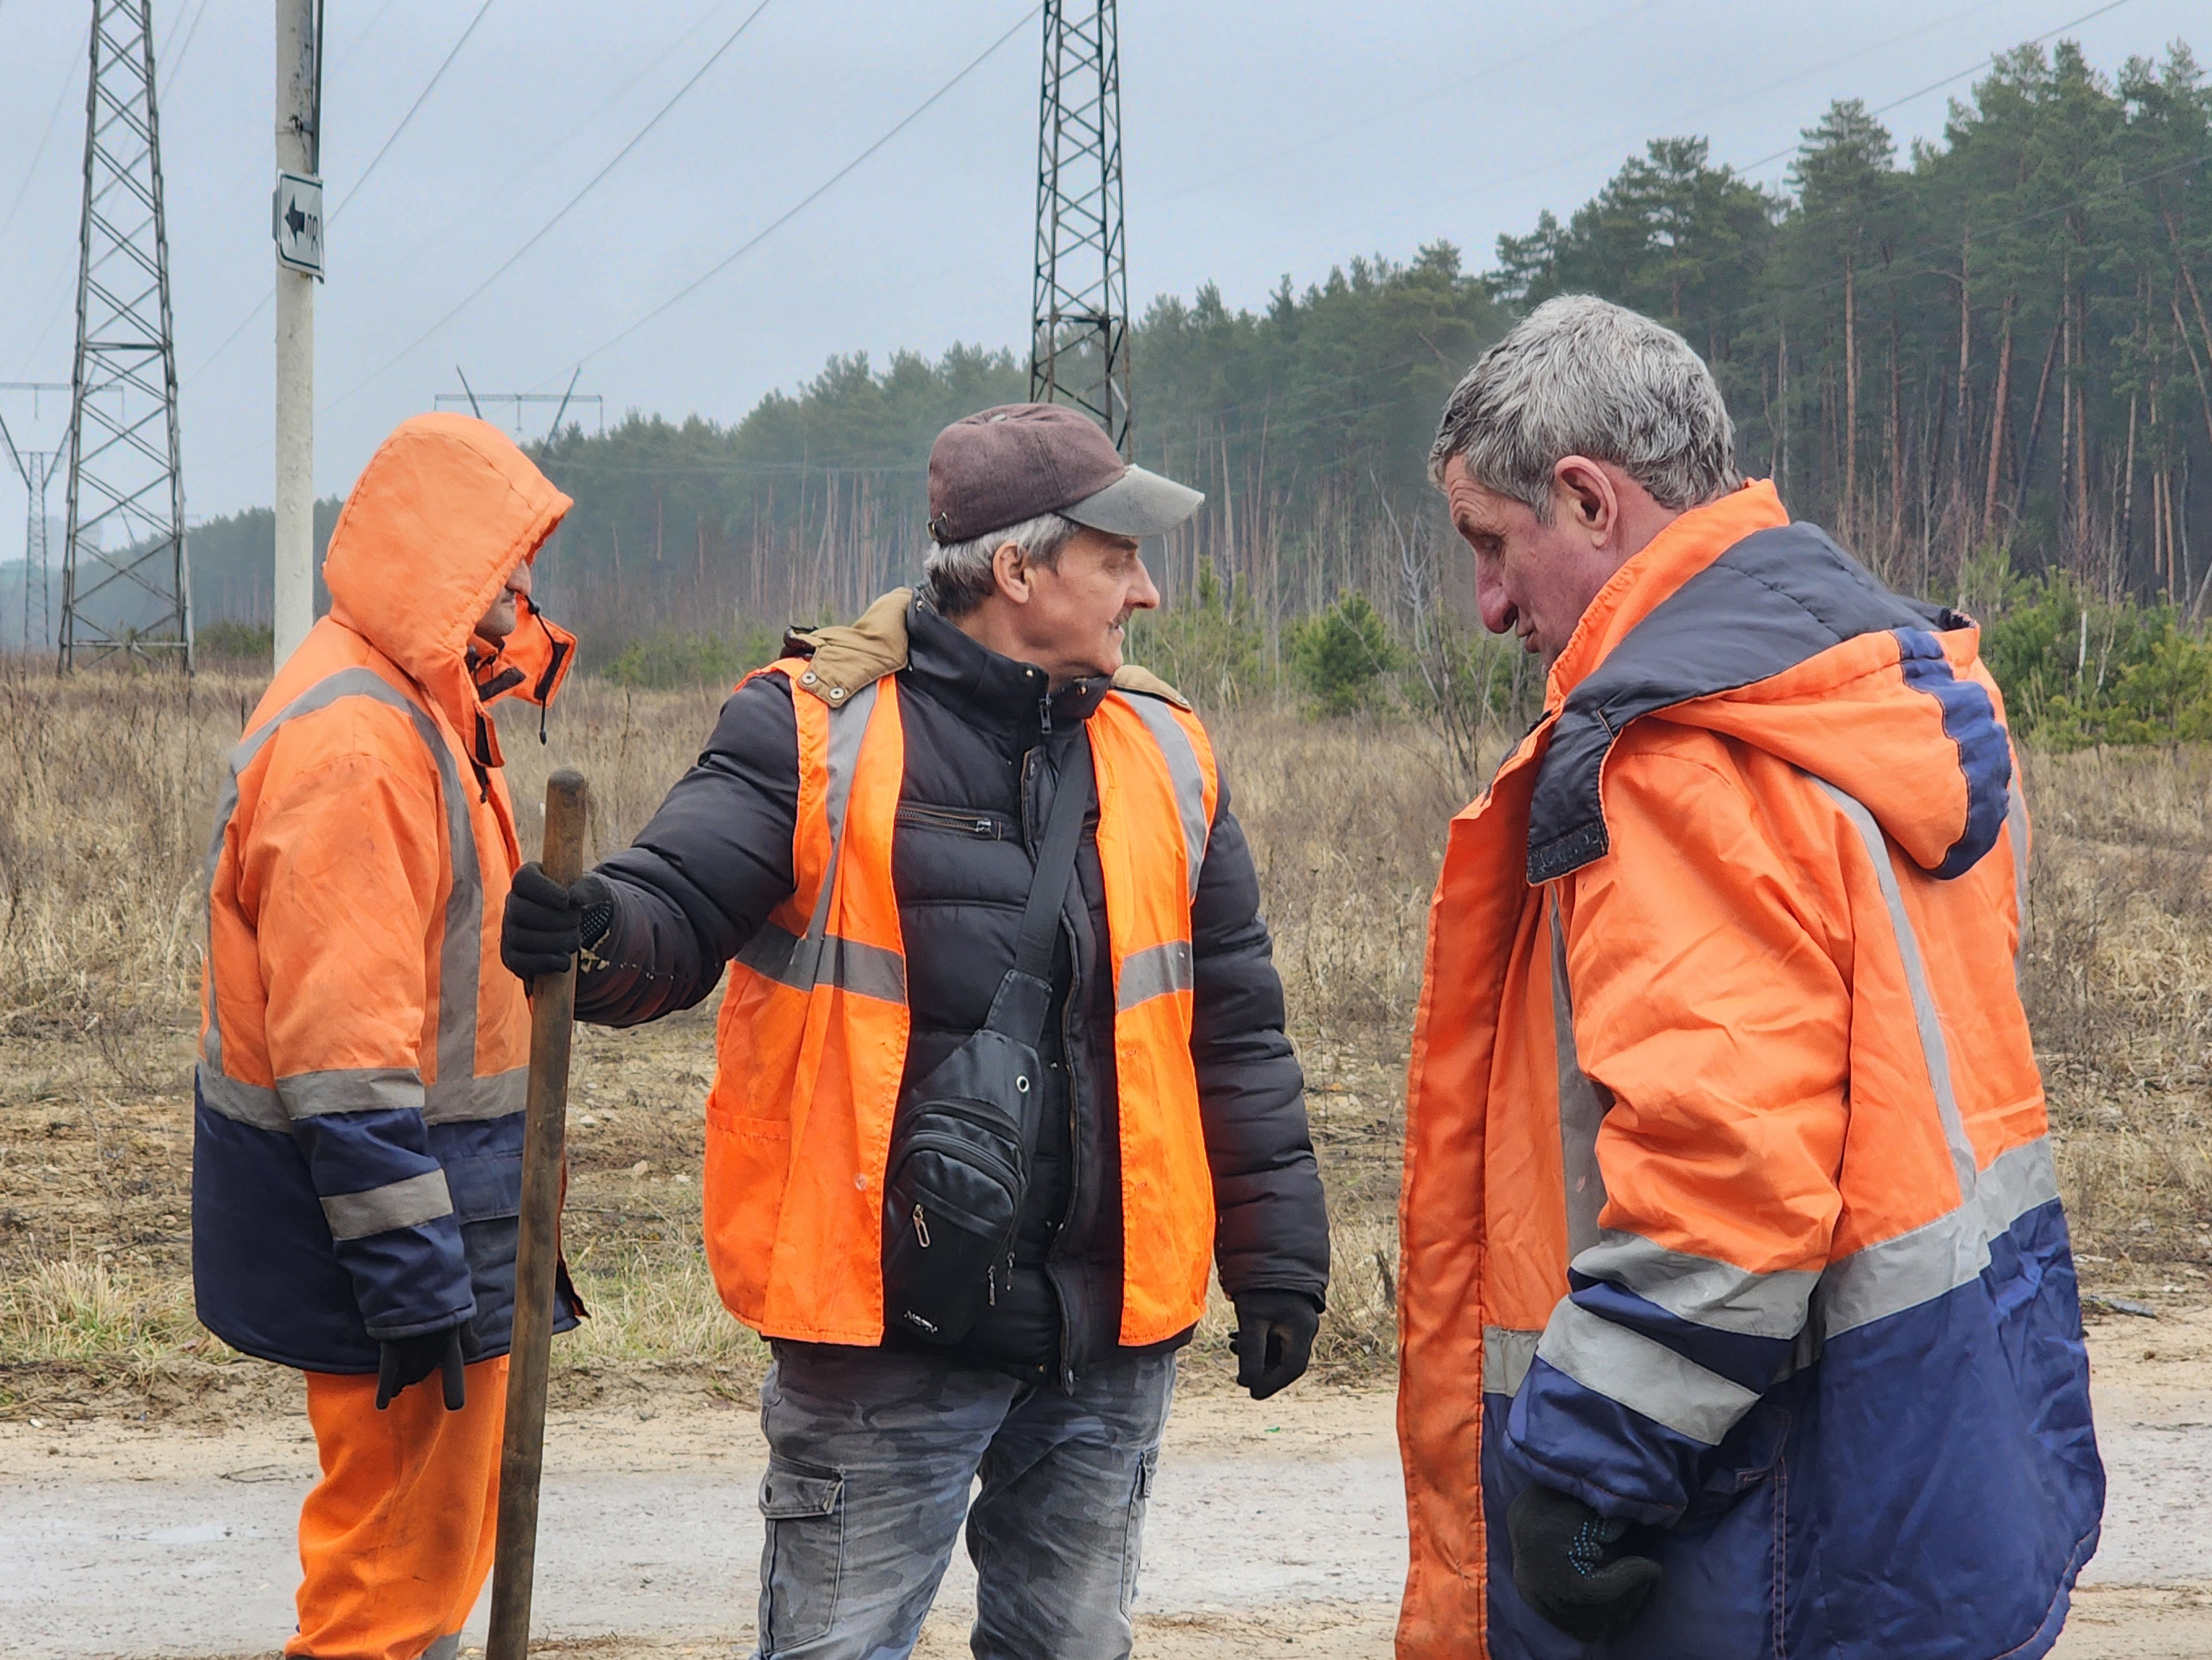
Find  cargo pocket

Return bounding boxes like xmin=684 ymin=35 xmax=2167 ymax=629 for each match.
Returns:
xmin=1118 ymin=1449 xmax=1158 ymax=1617
xmin=759 ymin=1456 xmax=845 ymax=1653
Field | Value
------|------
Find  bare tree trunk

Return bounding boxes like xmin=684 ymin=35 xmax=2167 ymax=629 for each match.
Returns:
xmin=2174 ymin=289 xmax=2212 ymax=465
xmin=1777 ymin=319 xmax=1791 ymax=500
xmin=1889 ymin=314 xmax=1906 ymax=560
xmin=2013 ymin=307 xmax=2065 ymax=533
xmin=1983 ymin=295 xmax=2015 ymax=534
xmin=2122 ymin=390 xmax=2140 ymax=588
xmin=1844 ymin=251 xmax=1859 ymax=532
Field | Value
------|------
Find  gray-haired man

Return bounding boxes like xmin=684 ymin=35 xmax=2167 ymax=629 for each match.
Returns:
xmin=504 ymin=404 xmax=1331 ymax=1659
xmin=1396 ymin=296 xmax=2098 ymax=1658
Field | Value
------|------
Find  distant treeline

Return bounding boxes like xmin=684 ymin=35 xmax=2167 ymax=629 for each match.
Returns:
xmin=180 ymin=35 xmax=2212 ymax=690
xmin=1498 ymin=41 xmax=2212 ymax=608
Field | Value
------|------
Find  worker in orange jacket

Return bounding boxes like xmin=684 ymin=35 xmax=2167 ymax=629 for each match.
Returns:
xmin=192 ymin=413 xmax=581 ymax=1660
xmin=1398 ymin=297 xmax=2101 ymax=1658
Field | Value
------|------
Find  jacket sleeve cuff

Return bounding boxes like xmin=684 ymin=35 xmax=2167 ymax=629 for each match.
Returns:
xmin=1501 ymin=1287 xmax=1785 ymax=1524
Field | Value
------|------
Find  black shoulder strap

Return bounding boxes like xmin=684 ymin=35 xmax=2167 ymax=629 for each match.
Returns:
xmin=987 ymin=731 xmax=1094 ymax=1042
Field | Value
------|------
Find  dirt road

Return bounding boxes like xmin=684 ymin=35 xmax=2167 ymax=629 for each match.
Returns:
xmin=3 ymin=1307 xmax=2207 ymax=1658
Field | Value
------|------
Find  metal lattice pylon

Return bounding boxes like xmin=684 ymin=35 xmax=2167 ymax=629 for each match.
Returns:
xmin=61 ymin=0 xmax=191 ymax=671
xmin=1030 ymin=0 xmax=1131 ymax=456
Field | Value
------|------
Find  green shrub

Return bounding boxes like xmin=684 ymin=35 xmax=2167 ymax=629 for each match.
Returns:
xmin=1972 ymin=574 xmax=2212 ymax=749
xmin=1126 ymin=560 xmax=1271 ymax=708
xmin=603 ymin=623 xmax=782 ymax=689
xmin=194 ymin=619 xmax=273 ymax=666
xmin=1288 ymin=590 xmax=1398 ymax=716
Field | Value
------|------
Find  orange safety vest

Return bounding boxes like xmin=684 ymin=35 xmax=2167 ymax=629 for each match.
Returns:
xmin=700 ymin=663 xmax=1222 ymax=1347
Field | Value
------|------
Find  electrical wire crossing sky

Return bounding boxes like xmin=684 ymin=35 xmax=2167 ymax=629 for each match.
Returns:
xmin=0 ymin=0 xmax=2200 ymax=533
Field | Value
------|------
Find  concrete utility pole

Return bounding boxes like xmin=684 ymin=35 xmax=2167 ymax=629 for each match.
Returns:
xmin=272 ymin=0 xmax=324 ymax=668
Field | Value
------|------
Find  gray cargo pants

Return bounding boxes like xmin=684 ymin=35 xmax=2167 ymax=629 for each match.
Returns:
xmin=750 ymin=1343 xmax=1176 ymax=1660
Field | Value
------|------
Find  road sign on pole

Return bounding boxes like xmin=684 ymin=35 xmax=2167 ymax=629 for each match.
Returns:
xmin=273 ymin=169 xmax=325 ymax=278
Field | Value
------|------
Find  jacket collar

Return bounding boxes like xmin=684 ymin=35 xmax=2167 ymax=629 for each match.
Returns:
xmin=1544 ymin=480 xmax=1792 ymax=709
xmin=904 ymin=597 xmax=1112 ymax=747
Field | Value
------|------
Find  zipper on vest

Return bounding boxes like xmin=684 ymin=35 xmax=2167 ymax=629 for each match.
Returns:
xmin=1038 ymin=695 xmax=1053 ymax=735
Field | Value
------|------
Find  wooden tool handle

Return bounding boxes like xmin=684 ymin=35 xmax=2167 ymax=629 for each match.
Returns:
xmin=487 ymin=769 xmax=590 ymax=1660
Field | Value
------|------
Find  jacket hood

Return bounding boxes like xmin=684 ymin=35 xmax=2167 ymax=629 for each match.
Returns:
xmin=1533 ymin=480 xmax=2012 ymax=884
xmin=324 ymin=413 xmax=574 ymax=761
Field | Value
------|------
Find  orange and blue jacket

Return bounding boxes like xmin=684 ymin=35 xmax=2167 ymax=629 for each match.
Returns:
xmin=192 ymin=413 xmax=579 ymax=1374
xmin=1398 ymin=482 xmax=2103 ymax=1659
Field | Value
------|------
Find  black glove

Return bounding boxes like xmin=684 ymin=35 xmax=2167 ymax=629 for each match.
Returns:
xmin=501 ymin=863 xmax=611 ymax=979
xmin=375 ymin=1325 xmax=467 ymax=1412
xmin=1506 ymin=1484 xmax=1662 ymax=1640
xmin=1230 ymin=1290 xmax=1320 ymax=1400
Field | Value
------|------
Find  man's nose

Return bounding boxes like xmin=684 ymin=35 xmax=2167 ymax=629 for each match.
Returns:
xmin=1475 ymin=566 xmax=1514 ymax=636
xmin=1130 ymin=557 xmax=1162 ymax=611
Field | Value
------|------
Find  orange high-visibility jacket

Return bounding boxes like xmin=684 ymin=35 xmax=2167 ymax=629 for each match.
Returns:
xmin=699 ymin=654 xmax=1222 ymax=1349
xmin=193 ymin=413 xmax=579 ymax=1374
xmin=1398 ymin=483 xmax=2101 ymax=1659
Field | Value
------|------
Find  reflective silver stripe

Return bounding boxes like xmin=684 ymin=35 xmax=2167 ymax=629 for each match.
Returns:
xmin=811 ymin=679 xmax=878 ymax=941
xmin=2006 ymin=780 xmax=2030 ymax=987
xmin=1119 ymin=692 xmax=1211 ymax=898
xmin=1571 ymin=1230 xmax=1817 ymax=1340
xmin=200 ymin=666 xmax=488 ymax=1118
xmin=1483 ymin=1325 xmax=1542 ymax=1397
xmin=801 ymin=934 xmax=906 ymax=1003
xmin=1816 ymin=781 xmax=1978 ymax=1204
xmin=1536 ymin=1298 xmax=1760 ymax=1446
xmin=422 ymin=1637 xmax=460 ymax=1660
xmin=196 ymin=1064 xmax=290 ymax=1133
xmin=1818 ymin=1135 xmax=2058 ymax=1338
xmin=424 ymin=1067 xmax=529 ymax=1124
xmin=276 ymin=1067 xmax=425 ymax=1118
xmin=735 ymin=921 xmax=906 ymax=1004
xmin=1116 ymin=939 xmax=1194 ymax=1010
xmin=735 ymin=682 xmax=908 ymax=1005
xmin=1549 ymin=895 xmax=1611 ymax=1258
xmin=736 ymin=921 xmax=807 ymax=985
xmin=320 ymin=1169 xmax=455 ymax=1240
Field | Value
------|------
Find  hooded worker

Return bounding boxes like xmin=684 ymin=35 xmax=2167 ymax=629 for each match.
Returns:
xmin=1397 ymin=298 xmax=2102 ymax=1658
xmin=192 ymin=413 xmax=581 ymax=1660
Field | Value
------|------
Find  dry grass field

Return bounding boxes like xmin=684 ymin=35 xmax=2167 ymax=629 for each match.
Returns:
xmin=1 ymin=662 xmax=2207 ymax=1422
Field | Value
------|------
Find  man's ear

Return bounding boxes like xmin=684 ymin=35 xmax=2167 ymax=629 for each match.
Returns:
xmin=990 ymin=539 xmax=1032 ymax=604
xmin=1553 ymin=456 xmax=1618 ymax=545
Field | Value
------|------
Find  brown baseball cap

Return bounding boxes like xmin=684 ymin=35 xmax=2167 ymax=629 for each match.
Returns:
xmin=926 ymin=403 xmax=1204 ymax=544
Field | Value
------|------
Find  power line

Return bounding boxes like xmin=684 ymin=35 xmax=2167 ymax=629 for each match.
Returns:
xmin=1166 ymin=0 xmax=1672 ymax=203
xmin=1736 ymin=0 xmax=2137 ymax=176
xmin=181 ymin=0 xmax=505 ymax=387
xmin=544 ymin=3 xmax=1043 ymax=381
xmin=158 ymin=0 xmax=217 ymax=102
xmin=329 ymin=0 xmax=500 ymax=221
xmin=0 ymin=14 xmax=89 ymax=250
xmin=321 ymin=0 xmax=782 ymax=410
xmin=1339 ymin=0 xmax=2025 ymax=247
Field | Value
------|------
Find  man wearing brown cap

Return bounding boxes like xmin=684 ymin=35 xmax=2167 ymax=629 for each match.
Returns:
xmin=502 ymin=405 xmax=1331 ymax=1660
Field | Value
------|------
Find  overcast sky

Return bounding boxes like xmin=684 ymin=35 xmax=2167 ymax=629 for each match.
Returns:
xmin=0 ymin=0 xmax=2204 ymax=547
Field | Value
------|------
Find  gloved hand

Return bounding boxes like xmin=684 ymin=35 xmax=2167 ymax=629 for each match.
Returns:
xmin=375 ymin=1325 xmax=467 ymax=1412
xmin=1506 ymin=1483 xmax=1662 ymax=1640
xmin=501 ymin=863 xmax=611 ymax=979
xmin=1230 ymin=1290 xmax=1320 ymax=1400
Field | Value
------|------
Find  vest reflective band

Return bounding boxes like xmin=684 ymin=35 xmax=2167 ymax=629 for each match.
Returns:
xmin=701 ymin=663 xmax=1218 ymax=1347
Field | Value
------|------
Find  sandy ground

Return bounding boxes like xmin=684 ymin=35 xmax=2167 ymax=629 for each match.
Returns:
xmin=3 ymin=1306 xmax=2208 ymax=1658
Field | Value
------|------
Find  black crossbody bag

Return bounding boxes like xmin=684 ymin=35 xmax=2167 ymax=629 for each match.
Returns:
xmin=881 ymin=732 xmax=1093 ymax=1346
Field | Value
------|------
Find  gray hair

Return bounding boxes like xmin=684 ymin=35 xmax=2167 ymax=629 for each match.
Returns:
xmin=1428 ymin=295 xmax=1739 ymax=521
xmin=922 ymin=512 xmax=1081 ymax=617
